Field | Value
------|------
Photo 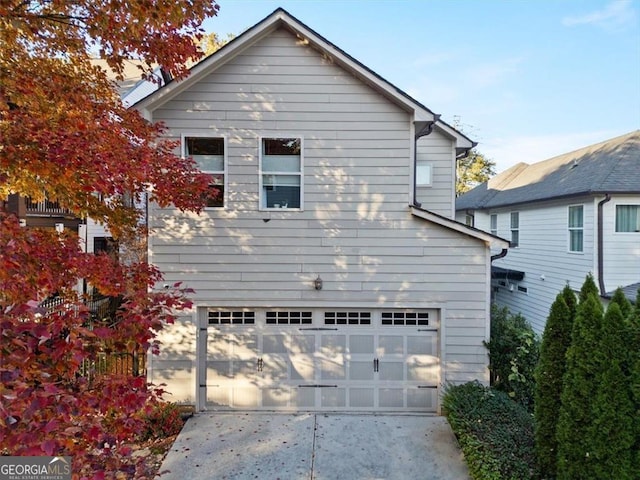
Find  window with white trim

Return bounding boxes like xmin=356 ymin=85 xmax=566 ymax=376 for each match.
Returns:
xmin=490 ymin=214 xmax=498 ymax=236
xmin=510 ymin=211 xmax=519 ymax=247
xmin=416 ymin=163 xmax=432 ymax=186
xmin=568 ymin=205 xmax=584 ymax=252
xmin=615 ymin=205 xmax=640 ymax=232
xmin=260 ymin=137 xmax=302 ymax=209
xmin=184 ymin=136 xmax=225 ymax=208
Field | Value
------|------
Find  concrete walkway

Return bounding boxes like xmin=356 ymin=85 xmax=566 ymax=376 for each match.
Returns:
xmin=156 ymin=413 xmax=470 ymax=480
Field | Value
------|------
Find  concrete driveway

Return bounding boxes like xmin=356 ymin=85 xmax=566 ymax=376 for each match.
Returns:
xmin=156 ymin=413 xmax=469 ymax=480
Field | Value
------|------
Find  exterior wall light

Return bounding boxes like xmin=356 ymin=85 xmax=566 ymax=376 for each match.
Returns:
xmin=314 ymin=275 xmax=323 ymax=290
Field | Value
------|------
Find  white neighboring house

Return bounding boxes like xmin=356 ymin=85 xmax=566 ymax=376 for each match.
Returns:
xmin=456 ymin=131 xmax=640 ymax=333
xmin=132 ymin=8 xmax=508 ymax=413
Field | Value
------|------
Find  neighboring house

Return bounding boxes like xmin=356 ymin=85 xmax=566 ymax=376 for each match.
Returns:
xmin=456 ymin=131 xmax=640 ymax=333
xmin=133 ymin=8 xmax=508 ymax=413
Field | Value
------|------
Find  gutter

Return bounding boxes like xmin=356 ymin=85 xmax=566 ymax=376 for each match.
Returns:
xmin=597 ymin=194 xmax=611 ymax=295
xmin=412 ymin=116 xmax=441 ymax=208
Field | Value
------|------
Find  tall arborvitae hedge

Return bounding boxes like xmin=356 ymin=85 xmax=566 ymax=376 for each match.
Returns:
xmin=628 ymin=289 xmax=640 ymax=472
xmin=578 ymin=272 xmax=599 ymax=303
xmin=534 ymin=287 xmax=575 ymax=478
xmin=556 ymin=280 xmax=637 ymax=479
xmin=587 ymin=302 xmax=634 ymax=478
xmin=556 ymin=293 xmax=604 ymax=479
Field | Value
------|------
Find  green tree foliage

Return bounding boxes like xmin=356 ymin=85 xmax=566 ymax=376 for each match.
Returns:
xmin=556 ymin=293 xmax=605 ymax=478
xmin=628 ymin=288 xmax=640 ymax=472
xmin=485 ymin=306 xmax=539 ymax=411
xmin=456 ymin=148 xmax=496 ymax=195
xmin=586 ymin=302 xmax=634 ymax=478
xmin=578 ymin=272 xmax=599 ymax=303
xmin=610 ymin=286 xmax=632 ymax=318
xmin=534 ymin=287 xmax=575 ymax=478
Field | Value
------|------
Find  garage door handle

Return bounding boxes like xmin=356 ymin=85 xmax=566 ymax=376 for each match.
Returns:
xmin=373 ymin=358 xmax=379 ymax=372
xmin=257 ymin=358 xmax=264 ymax=372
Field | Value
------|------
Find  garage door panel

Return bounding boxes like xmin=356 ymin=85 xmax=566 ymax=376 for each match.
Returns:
xmin=232 ymin=386 xmax=259 ymax=408
xmin=379 ymin=361 xmax=404 ymax=381
xmin=407 ymin=388 xmax=437 ymax=409
xmin=203 ymin=308 xmax=440 ymax=412
xmin=350 ymin=361 xmax=374 ymax=380
xmin=378 ymin=335 xmax=404 ymax=354
xmin=207 ymin=361 xmax=231 ymax=381
xmin=407 ymin=357 xmax=439 ymax=382
xmin=262 ymin=355 xmax=290 ymax=381
xmin=320 ymin=358 xmax=346 ymax=380
xmin=321 ymin=388 xmax=346 ymax=408
xmin=349 ymin=335 xmax=374 ymax=354
xmin=290 ymin=354 xmax=315 ymax=381
xmin=379 ymin=388 xmax=403 ymax=408
xmin=407 ymin=335 xmax=437 ymax=355
xmin=349 ymin=388 xmax=374 ymax=408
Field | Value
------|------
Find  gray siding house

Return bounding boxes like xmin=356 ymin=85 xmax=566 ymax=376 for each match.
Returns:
xmin=456 ymin=131 xmax=640 ymax=333
xmin=134 ymin=8 xmax=508 ymax=413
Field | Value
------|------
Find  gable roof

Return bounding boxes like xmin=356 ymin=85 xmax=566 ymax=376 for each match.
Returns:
xmin=133 ymin=7 xmax=473 ymax=151
xmin=410 ymin=206 xmax=510 ymax=249
xmin=456 ymin=130 xmax=640 ymax=211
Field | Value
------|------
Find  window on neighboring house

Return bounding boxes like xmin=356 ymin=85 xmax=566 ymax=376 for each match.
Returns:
xmin=184 ymin=136 xmax=225 ymax=208
xmin=260 ymin=137 xmax=302 ymax=210
xmin=615 ymin=205 xmax=640 ymax=232
xmin=465 ymin=214 xmax=474 ymax=227
xmin=490 ymin=214 xmax=498 ymax=236
xmin=510 ymin=212 xmax=519 ymax=247
xmin=568 ymin=205 xmax=584 ymax=252
xmin=416 ymin=163 xmax=432 ymax=186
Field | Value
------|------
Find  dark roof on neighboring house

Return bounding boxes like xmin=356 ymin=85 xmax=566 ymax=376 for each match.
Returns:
xmin=457 ymin=130 xmax=640 ymax=211
xmin=604 ymin=282 xmax=640 ymax=304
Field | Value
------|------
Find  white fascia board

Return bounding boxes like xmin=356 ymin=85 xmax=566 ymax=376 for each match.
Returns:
xmin=410 ymin=206 xmax=510 ymax=249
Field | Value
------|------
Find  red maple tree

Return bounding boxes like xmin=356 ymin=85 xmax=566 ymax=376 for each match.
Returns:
xmin=1 ymin=1 xmax=219 ymax=477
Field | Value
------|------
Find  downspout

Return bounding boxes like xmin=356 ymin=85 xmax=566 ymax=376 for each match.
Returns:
xmin=597 ymin=194 xmax=611 ymax=295
xmin=412 ymin=115 xmax=441 ymax=208
xmin=491 ymin=248 xmax=508 ymax=262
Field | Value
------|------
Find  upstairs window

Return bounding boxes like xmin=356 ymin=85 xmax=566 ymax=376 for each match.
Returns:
xmin=185 ymin=136 xmax=225 ymax=208
xmin=260 ymin=138 xmax=302 ymax=210
xmin=416 ymin=163 xmax=432 ymax=186
xmin=490 ymin=214 xmax=498 ymax=236
xmin=568 ymin=205 xmax=584 ymax=252
xmin=616 ymin=205 xmax=640 ymax=232
xmin=510 ymin=212 xmax=519 ymax=247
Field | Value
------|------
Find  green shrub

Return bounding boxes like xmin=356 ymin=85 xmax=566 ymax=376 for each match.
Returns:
xmin=486 ymin=306 xmax=540 ymax=410
xmin=534 ymin=286 xmax=576 ymax=478
xmin=137 ymin=401 xmax=185 ymax=442
xmin=442 ymin=381 xmax=538 ymax=480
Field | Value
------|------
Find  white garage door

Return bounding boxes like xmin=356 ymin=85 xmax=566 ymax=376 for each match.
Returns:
xmin=198 ymin=309 xmax=439 ymax=412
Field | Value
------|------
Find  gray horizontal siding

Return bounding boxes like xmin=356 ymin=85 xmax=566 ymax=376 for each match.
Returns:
xmin=147 ymin=26 xmax=489 ymax=397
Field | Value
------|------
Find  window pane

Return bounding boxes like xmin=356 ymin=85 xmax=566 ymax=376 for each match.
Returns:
xmin=263 ymin=185 xmax=301 ymax=209
xmin=511 ymin=230 xmax=519 ymax=248
xmin=263 ymin=138 xmax=300 ymax=156
xmin=203 ymin=174 xmax=223 ymax=208
xmin=263 ymin=155 xmax=300 ymax=172
xmin=570 ymin=230 xmax=583 ymax=252
xmin=186 ymin=137 xmax=224 ymax=156
xmin=616 ymin=205 xmax=640 ymax=232
xmin=263 ymin=174 xmax=300 ymax=186
xmin=193 ymin=154 xmax=224 ymax=172
xmin=416 ymin=164 xmax=431 ymax=185
xmin=568 ymin=205 xmax=583 ymax=228
xmin=510 ymin=212 xmax=519 ymax=228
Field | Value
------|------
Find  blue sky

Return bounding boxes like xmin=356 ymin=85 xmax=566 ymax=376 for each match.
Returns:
xmin=204 ymin=0 xmax=640 ymax=172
